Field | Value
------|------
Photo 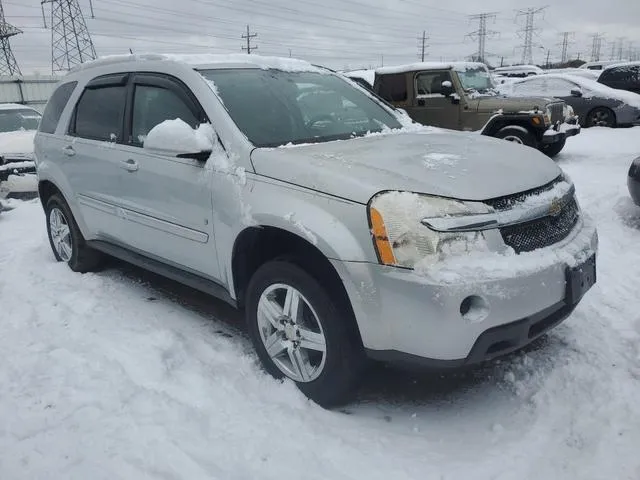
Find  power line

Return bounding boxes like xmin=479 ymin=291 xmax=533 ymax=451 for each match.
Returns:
xmin=41 ymin=0 xmax=97 ymax=74
xmin=516 ymin=7 xmax=547 ymax=65
xmin=0 ymin=0 xmax=21 ymax=75
xmin=466 ymin=12 xmax=498 ymax=63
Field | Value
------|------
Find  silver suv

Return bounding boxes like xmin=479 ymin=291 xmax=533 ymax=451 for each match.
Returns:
xmin=34 ymin=54 xmax=598 ymax=407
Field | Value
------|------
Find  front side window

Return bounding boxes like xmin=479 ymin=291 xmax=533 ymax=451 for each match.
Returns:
xmin=73 ymin=85 xmax=126 ymax=142
xmin=543 ymin=78 xmax=576 ymax=97
xmin=0 ymin=108 xmax=42 ymax=133
xmin=39 ymin=81 xmax=76 ymax=134
xmin=512 ymin=78 xmax=546 ymax=96
xmin=415 ymin=71 xmax=452 ymax=97
xmin=132 ymin=85 xmax=199 ymax=146
xmin=199 ymin=69 xmax=402 ymax=148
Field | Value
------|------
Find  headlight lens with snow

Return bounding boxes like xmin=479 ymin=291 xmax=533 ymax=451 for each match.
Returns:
xmin=544 ymin=107 xmax=553 ymax=126
xmin=563 ymin=104 xmax=575 ymax=119
xmin=368 ymin=191 xmax=492 ymax=268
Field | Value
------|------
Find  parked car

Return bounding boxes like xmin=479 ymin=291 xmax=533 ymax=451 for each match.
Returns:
xmin=0 ymin=103 xmax=41 ymax=199
xmin=493 ymin=65 xmax=544 ymax=78
xmin=372 ymin=62 xmax=580 ymax=157
xmin=580 ymin=60 xmax=626 ymax=71
xmin=598 ymin=62 xmax=640 ymax=94
xmin=34 ymin=54 xmax=598 ymax=407
xmin=628 ymin=156 xmax=640 ymax=206
xmin=497 ymin=73 xmax=640 ymax=128
xmin=543 ymin=68 xmax=601 ymax=81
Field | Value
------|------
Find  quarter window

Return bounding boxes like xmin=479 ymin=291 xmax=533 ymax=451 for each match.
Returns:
xmin=131 ymin=85 xmax=200 ymax=146
xmin=377 ymin=73 xmax=407 ymax=102
xmin=73 ymin=85 xmax=126 ymax=142
xmin=39 ymin=81 xmax=77 ymax=134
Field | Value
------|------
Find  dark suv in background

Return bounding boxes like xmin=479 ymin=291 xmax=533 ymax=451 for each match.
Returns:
xmin=598 ymin=62 xmax=640 ymax=94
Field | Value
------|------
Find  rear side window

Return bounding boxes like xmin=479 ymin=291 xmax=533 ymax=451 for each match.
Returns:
xmin=132 ymin=85 xmax=199 ymax=146
xmin=600 ymin=66 xmax=639 ymax=84
xmin=39 ymin=81 xmax=77 ymax=134
xmin=377 ymin=74 xmax=407 ymax=102
xmin=72 ymin=85 xmax=126 ymax=142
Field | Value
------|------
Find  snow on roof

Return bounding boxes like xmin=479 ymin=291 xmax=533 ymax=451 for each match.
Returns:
xmin=375 ymin=62 xmax=486 ymax=75
xmin=494 ymin=65 xmax=544 ymax=74
xmin=69 ymin=53 xmax=324 ymax=74
xmin=510 ymin=73 xmax=640 ymax=109
xmin=579 ymin=60 xmax=624 ymax=69
xmin=601 ymin=61 xmax=640 ymax=71
xmin=343 ymin=69 xmax=375 ymax=86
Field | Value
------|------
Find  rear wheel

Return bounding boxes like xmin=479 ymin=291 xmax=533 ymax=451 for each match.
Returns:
xmin=586 ymin=107 xmax=616 ymax=128
xmin=45 ymin=194 xmax=102 ymax=272
xmin=494 ymin=126 xmax=538 ymax=149
xmin=541 ymin=138 xmax=566 ymax=158
xmin=245 ymin=260 xmax=364 ymax=407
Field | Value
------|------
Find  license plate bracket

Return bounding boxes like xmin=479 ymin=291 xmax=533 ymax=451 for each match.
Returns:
xmin=566 ymin=253 xmax=596 ymax=305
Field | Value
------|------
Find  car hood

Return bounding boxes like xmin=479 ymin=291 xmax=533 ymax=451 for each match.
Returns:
xmin=250 ymin=130 xmax=561 ymax=204
xmin=471 ymin=95 xmax=561 ymax=113
xmin=0 ymin=130 xmax=36 ymax=157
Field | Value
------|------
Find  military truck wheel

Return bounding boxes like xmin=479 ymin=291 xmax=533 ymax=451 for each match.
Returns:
xmin=495 ymin=126 xmax=538 ymax=149
xmin=541 ymin=138 xmax=566 ymax=158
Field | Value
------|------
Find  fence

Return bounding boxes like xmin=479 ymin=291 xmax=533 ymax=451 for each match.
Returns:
xmin=0 ymin=76 xmax=62 ymax=113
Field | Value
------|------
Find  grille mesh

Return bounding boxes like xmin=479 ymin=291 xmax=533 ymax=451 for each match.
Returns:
xmin=548 ymin=103 xmax=565 ymax=124
xmin=500 ymin=196 xmax=580 ymax=253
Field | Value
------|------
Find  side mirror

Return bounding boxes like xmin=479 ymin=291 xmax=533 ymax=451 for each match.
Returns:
xmin=570 ymin=88 xmax=583 ymax=97
xmin=143 ymin=119 xmax=215 ymax=162
xmin=441 ymin=80 xmax=454 ymax=96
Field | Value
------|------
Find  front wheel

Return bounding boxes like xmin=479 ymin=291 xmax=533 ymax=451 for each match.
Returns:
xmin=586 ymin=107 xmax=616 ymax=128
xmin=494 ymin=126 xmax=538 ymax=149
xmin=541 ymin=138 xmax=566 ymax=158
xmin=245 ymin=260 xmax=364 ymax=408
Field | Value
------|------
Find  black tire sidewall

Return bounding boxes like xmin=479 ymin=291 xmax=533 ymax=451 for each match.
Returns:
xmin=587 ymin=108 xmax=615 ymax=128
xmin=541 ymin=138 xmax=566 ymax=158
xmin=495 ymin=126 xmax=538 ymax=148
xmin=245 ymin=260 xmax=363 ymax=407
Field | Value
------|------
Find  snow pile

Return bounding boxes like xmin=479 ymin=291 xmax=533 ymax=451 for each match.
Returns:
xmin=143 ymin=119 xmax=215 ymax=152
xmin=343 ymin=69 xmax=375 ymax=86
xmin=422 ymin=152 xmax=460 ymax=169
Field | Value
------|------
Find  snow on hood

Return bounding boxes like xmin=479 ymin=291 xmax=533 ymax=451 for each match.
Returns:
xmin=0 ymin=130 xmax=35 ymax=156
xmin=251 ymin=130 xmax=561 ymax=204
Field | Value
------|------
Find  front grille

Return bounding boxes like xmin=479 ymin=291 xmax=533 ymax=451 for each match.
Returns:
xmin=549 ymin=103 xmax=564 ymax=124
xmin=484 ymin=177 xmax=561 ymax=211
xmin=500 ymin=196 xmax=580 ymax=253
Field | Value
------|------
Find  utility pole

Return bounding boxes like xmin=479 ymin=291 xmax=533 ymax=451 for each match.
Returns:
xmin=617 ymin=37 xmax=626 ymax=61
xmin=466 ymin=12 xmax=498 ymax=64
xmin=516 ymin=7 xmax=547 ymax=65
xmin=609 ymin=40 xmax=617 ymax=61
xmin=241 ymin=25 xmax=257 ymax=54
xmin=0 ymin=0 xmax=21 ymax=76
xmin=590 ymin=33 xmax=604 ymax=62
xmin=628 ymin=42 xmax=635 ymax=62
xmin=417 ymin=30 xmax=429 ymax=62
xmin=558 ymin=32 xmax=574 ymax=64
xmin=41 ymin=0 xmax=97 ymax=74
xmin=545 ymin=49 xmax=551 ymax=68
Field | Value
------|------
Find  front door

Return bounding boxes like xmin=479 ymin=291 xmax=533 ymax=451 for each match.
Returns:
xmin=405 ymin=70 xmax=460 ymax=130
xmin=115 ymin=73 xmax=221 ymax=280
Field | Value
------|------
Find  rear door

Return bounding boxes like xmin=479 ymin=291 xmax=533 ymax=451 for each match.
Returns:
xmin=406 ymin=70 xmax=460 ymax=129
xmin=114 ymin=73 xmax=221 ymax=280
xmin=64 ymin=73 xmax=130 ymax=243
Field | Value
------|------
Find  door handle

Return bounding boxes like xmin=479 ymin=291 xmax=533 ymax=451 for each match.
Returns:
xmin=417 ymin=99 xmax=426 ymax=106
xmin=62 ymin=145 xmax=75 ymax=156
xmin=120 ymin=159 xmax=139 ymax=172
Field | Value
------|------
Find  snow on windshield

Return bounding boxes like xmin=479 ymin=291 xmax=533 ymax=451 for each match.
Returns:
xmin=456 ymin=66 xmax=496 ymax=94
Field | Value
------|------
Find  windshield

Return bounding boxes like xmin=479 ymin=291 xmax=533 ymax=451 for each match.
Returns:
xmin=456 ymin=67 xmax=496 ymax=95
xmin=199 ymin=69 xmax=402 ymax=147
xmin=0 ymin=108 xmax=41 ymax=133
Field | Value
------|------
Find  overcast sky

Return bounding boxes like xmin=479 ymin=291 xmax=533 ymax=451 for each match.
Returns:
xmin=4 ymin=0 xmax=640 ymax=75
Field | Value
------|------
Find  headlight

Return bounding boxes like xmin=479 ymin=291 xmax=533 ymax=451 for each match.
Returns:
xmin=563 ymin=104 xmax=575 ymax=119
xmin=368 ymin=191 xmax=492 ymax=268
xmin=544 ymin=107 xmax=552 ymax=125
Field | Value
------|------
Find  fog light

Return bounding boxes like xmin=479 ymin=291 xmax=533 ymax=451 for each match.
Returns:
xmin=460 ymin=295 xmax=490 ymax=323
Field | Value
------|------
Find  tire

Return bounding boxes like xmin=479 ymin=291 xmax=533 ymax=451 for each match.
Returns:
xmin=245 ymin=260 xmax=364 ymax=408
xmin=45 ymin=194 xmax=102 ymax=273
xmin=586 ymin=107 xmax=616 ymax=128
xmin=541 ymin=138 xmax=566 ymax=158
xmin=494 ymin=126 xmax=538 ymax=148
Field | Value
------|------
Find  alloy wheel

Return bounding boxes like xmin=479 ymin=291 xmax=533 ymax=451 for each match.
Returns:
xmin=49 ymin=207 xmax=73 ymax=262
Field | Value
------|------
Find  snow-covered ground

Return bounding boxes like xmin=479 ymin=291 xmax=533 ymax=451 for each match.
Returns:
xmin=1 ymin=127 xmax=640 ymax=479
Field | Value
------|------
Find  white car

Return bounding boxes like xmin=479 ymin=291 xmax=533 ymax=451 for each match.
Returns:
xmin=0 ymin=103 xmax=41 ymax=199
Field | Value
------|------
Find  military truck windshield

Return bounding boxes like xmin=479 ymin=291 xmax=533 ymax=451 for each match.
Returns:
xmin=199 ymin=69 xmax=402 ymax=148
xmin=456 ymin=67 xmax=496 ymax=95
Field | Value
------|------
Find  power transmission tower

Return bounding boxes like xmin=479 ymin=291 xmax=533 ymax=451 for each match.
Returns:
xmin=466 ymin=12 xmax=498 ymax=64
xmin=590 ymin=33 xmax=604 ymax=62
xmin=417 ymin=30 xmax=429 ymax=62
xmin=558 ymin=32 xmax=574 ymax=64
xmin=516 ymin=7 xmax=547 ymax=65
xmin=609 ymin=40 xmax=617 ymax=61
xmin=0 ymin=0 xmax=22 ymax=76
xmin=241 ymin=25 xmax=257 ymax=54
xmin=41 ymin=0 xmax=97 ymax=74
xmin=617 ymin=37 xmax=626 ymax=61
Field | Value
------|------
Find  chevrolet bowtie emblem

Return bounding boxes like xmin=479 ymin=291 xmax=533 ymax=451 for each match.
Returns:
xmin=548 ymin=197 xmax=562 ymax=216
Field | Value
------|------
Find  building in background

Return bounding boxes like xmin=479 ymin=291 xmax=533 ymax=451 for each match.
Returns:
xmin=0 ymin=75 xmax=60 ymax=112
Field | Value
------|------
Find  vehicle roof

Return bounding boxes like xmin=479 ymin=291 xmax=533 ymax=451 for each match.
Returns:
xmin=68 ymin=53 xmax=325 ymax=74
xmin=0 ymin=103 xmax=38 ymax=111
xmin=601 ymin=61 xmax=640 ymax=71
xmin=494 ymin=65 xmax=543 ymax=72
xmin=580 ymin=60 xmax=623 ymax=68
xmin=375 ymin=61 xmax=487 ymax=75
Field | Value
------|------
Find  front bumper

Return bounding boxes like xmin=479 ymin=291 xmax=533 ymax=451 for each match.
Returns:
xmin=0 ymin=159 xmax=37 ymax=199
xmin=628 ymin=156 xmax=640 ymax=206
xmin=541 ymin=118 xmax=581 ymax=144
xmin=332 ymin=216 xmax=598 ymax=366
